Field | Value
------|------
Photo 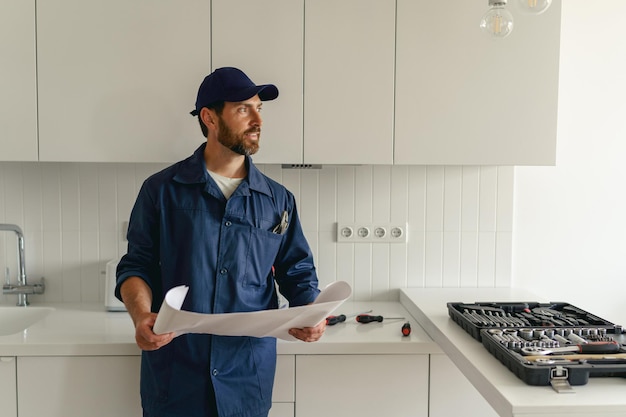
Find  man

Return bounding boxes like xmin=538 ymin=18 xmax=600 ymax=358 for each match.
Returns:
xmin=116 ymin=67 xmax=325 ymax=417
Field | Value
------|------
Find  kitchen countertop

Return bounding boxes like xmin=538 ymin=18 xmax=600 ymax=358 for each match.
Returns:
xmin=0 ymin=301 xmax=439 ymax=356
xmin=400 ymin=287 xmax=626 ymax=417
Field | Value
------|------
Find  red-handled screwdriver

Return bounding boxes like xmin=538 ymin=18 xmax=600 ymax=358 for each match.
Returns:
xmin=356 ymin=314 xmax=405 ymax=323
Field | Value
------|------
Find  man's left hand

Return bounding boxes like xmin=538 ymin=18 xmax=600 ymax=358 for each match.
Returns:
xmin=289 ymin=320 xmax=326 ymax=342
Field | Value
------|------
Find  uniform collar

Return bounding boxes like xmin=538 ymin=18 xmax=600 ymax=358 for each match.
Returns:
xmin=173 ymin=143 xmax=272 ymax=197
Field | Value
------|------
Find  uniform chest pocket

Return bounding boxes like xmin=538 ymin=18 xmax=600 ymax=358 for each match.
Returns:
xmin=243 ymin=226 xmax=283 ymax=288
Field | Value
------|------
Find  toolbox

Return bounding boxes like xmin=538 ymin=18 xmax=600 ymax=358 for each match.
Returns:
xmin=447 ymin=301 xmax=626 ymax=390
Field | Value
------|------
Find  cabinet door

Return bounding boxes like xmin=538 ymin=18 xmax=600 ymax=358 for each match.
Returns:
xmin=37 ymin=0 xmax=210 ymax=162
xmin=17 ymin=356 xmax=141 ymax=417
xmin=273 ymin=354 xmax=295 ymax=402
xmin=304 ymin=0 xmax=396 ymax=165
xmin=0 ymin=357 xmax=17 ymax=417
xmin=271 ymin=355 xmax=295 ymax=417
xmin=212 ymin=0 xmax=304 ymax=165
xmin=395 ymin=0 xmax=560 ymax=165
xmin=429 ymin=354 xmax=498 ymax=417
xmin=0 ymin=0 xmax=38 ymax=161
xmin=295 ymin=355 xmax=428 ymax=417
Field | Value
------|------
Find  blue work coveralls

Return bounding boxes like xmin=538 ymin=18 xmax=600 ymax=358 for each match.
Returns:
xmin=116 ymin=143 xmax=320 ymax=417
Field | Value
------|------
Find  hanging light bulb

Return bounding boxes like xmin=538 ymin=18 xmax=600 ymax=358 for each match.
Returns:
xmin=516 ymin=0 xmax=552 ymax=15
xmin=480 ymin=0 xmax=514 ymax=39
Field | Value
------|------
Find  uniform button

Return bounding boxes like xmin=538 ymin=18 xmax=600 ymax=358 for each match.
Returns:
xmin=225 ymin=221 xmax=232 ymax=227
xmin=220 ymin=268 xmax=227 ymax=275
xmin=212 ymin=369 xmax=219 ymax=376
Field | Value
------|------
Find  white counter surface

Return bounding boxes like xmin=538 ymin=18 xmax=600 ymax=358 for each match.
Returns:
xmin=400 ymin=287 xmax=626 ymax=417
xmin=0 ymin=301 xmax=439 ymax=356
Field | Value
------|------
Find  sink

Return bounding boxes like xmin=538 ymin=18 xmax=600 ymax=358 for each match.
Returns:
xmin=0 ymin=306 xmax=54 ymax=336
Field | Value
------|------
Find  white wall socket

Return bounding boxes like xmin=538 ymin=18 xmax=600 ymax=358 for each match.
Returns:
xmin=336 ymin=222 xmax=408 ymax=243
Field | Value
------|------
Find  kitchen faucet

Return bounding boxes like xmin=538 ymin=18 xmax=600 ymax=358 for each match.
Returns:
xmin=0 ymin=224 xmax=45 ymax=306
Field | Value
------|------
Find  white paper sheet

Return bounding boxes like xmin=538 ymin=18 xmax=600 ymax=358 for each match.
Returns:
xmin=152 ymin=281 xmax=351 ymax=341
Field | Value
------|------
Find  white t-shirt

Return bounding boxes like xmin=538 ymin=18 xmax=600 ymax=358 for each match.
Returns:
xmin=208 ymin=170 xmax=243 ymax=200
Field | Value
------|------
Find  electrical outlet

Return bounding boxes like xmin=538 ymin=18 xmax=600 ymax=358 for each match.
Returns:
xmin=336 ymin=223 xmax=408 ymax=243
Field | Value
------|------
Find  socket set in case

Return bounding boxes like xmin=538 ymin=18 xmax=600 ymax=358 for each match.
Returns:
xmin=447 ymin=301 xmax=626 ymax=389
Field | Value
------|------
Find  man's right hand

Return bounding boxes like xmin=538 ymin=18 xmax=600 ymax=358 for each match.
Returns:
xmin=134 ymin=311 xmax=175 ymax=351
xmin=120 ymin=276 xmax=175 ymax=351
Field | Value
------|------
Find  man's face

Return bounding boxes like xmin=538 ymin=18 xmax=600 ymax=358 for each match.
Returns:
xmin=215 ymin=96 xmax=263 ymax=156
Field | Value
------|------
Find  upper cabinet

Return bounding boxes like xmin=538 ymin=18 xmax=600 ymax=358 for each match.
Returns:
xmin=303 ymin=0 xmax=396 ymax=165
xmin=0 ymin=0 xmax=38 ymax=161
xmin=1 ymin=0 xmax=560 ymax=165
xmin=395 ymin=0 xmax=561 ymax=165
xmin=211 ymin=0 xmax=304 ymax=165
xmin=36 ymin=0 xmax=210 ymax=162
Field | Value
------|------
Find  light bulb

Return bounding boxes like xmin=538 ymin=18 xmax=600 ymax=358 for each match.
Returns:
xmin=480 ymin=1 xmax=514 ymax=39
xmin=516 ymin=0 xmax=552 ymax=15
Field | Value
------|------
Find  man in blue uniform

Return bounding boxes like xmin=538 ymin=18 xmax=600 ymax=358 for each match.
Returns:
xmin=116 ymin=67 xmax=325 ymax=417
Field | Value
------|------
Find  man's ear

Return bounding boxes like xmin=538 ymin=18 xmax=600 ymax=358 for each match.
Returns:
xmin=200 ymin=107 xmax=217 ymax=128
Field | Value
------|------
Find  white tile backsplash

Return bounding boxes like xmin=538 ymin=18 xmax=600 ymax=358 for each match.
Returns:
xmin=0 ymin=161 xmax=513 ymax=305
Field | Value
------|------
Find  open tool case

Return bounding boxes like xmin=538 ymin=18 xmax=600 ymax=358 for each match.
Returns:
xmin=447 ymin=301 xmax=626 ymax=390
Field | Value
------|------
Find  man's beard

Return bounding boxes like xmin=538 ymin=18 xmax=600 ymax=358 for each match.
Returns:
xmin=216 ymin=117 xmax=260 ymax=156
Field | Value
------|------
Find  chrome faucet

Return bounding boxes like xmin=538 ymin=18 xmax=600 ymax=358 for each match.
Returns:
xmin=1 ymin=224 xmax=45 ymax=306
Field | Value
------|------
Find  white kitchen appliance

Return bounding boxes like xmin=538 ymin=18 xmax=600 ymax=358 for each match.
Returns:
xmin=105 ymin=258 xmax=126 ymax=311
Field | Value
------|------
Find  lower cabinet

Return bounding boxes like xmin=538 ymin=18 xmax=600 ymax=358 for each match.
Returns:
xmin=5 ymin=353 xmax=494 ymax=417
xmin=429 ymin=354 xmax=498 ymax=417
xmin=17 ymin=356 xmax=141 ymax=417
xmin=15 ymin=355 xmax=294 ymax=417
xmin=0 ymin=357 xmax=17 ymax=417
xmin=295 ymin=354 xmax=429 ymax=417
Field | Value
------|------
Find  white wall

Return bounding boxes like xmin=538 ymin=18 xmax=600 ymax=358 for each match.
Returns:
xmin=513 ymin=0 xmax=626 ymax=325
xmin=0 ymin=162 xmax=513 ymax=305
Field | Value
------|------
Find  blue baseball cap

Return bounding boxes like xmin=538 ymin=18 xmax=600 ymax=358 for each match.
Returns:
xmin=190 ymin=67 xmax=279 ymax=116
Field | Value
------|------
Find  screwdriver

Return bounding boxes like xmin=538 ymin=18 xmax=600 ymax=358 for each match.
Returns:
xmin=356 ymin=314 xmax=405 ymax=323
xmin=326 ymin=314 xmax=347 ymax=325
xmin=326 ymin=310 xmax=372 ymax=326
